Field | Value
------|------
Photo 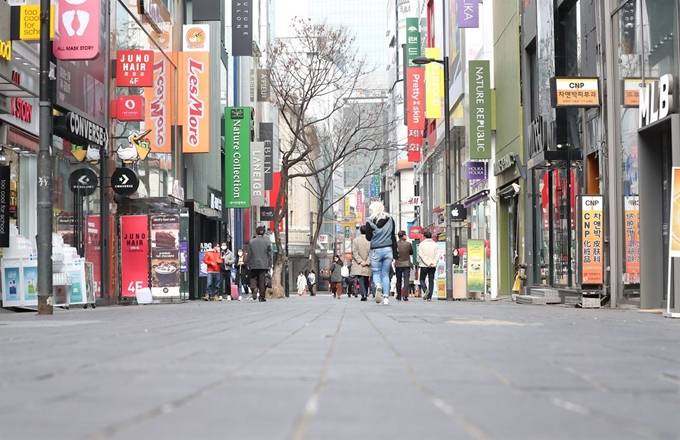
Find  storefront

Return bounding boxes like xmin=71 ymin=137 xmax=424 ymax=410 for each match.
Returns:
xmin=609 ymin=0 xmax=679 ymax=310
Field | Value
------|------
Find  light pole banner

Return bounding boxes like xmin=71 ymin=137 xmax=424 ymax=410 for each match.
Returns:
xmin=258 ymin=122 xmax=274 ymax=190
xmin=406 ymin=68 xmax=425 ymax=128
xmin=425 ymin=47 xmax=443 ymax=119
xmin=468 ymin=60 xmax=491 ymax=160
xmin=180 ymin=25 xmax=210 ymax=153
xmin=405 ymin=18 xmax=421 ymax=68
xmin=224 ymin=107 xmax=251 ymax=208
xmin=250 ymin=141 xmax=265 ymax=206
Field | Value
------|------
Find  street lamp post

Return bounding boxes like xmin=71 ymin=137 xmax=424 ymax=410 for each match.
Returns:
xmin=412 ymin=55 xmax=453 ymax=300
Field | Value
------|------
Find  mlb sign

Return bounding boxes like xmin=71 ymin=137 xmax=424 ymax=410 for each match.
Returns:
xmin=117 ymin=50 xmax=154 ymax=87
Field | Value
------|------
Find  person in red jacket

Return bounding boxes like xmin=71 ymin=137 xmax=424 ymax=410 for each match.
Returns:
xmin=203 ymin=243 xmax=223 ymax=301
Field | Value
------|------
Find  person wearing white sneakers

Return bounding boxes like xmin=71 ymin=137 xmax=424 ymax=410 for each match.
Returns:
xmin=365 ymin=201 xmax=397 ymax=306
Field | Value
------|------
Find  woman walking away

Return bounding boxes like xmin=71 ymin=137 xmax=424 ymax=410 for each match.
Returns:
xmin=297 ymin=271 xmax=307 ymax=296
xmin=365 ymin=201 xmax=397 ymax=306
xmin=234 ymin=248 xmax=248 ymax=301
xmin=351 ymin=225 xmax=372 ymax=301
xmin=330 ymin=255 xmax=344 ymax=298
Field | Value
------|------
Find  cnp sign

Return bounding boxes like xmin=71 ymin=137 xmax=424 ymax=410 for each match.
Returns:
xmin=639 ymin=74 xmax=675 ymax=128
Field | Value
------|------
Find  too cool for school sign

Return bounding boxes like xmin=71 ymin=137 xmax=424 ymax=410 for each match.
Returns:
xmin=180 ymin=25 xmax=210 ymax=153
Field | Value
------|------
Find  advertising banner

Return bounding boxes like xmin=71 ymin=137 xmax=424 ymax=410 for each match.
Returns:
xmin=85 ymin=215 xmax=101 ymax=296
xmin=407 ymin=129 xmax=422 ymax=162
xmin=670 ymin=168 xmax=680 ymax=258
xmin=258 ymin=122 xmax=274 ymax=189
xmin=224 ymin=107 xmax=251 ymax=208
xmin=3 ymin=267 xmax=20 ymax=303
xmin=22 ymin=266 xmax=38 ymax=302
xmin=179 ymin=241 xmax=188 ymax=273
xmin=469 ymin=60 xmax=491 ymax=160
xmin=181 ymin=25 xmax=210 ymax=153
xmin=425 ymin=47 xmax=443 ymax=119
xmin=467 ymin=161 xmax=487 ymax=180
xmin=15 ymin=4 xmax=56 ymax=41
xmin=405 ymin=18 xmax=421 ymax=68
xmin=232 ymin=0 xmax=252 ymax=56
xmin=250 ymin=141 xmax=265 ymax=206
xmin=406 ymin=68 xmax=425 ymax=129
xmin=150 ymin=214 xmax=180 ymax=297
xmin=53 ymin=0 xmax=101 ymax=60
xmin=579 ymin=195 xmax=604 ymax=284
xmin=458 ymin=0 xmax=483 ymax=28
xmin=116 ymin=50 xmax=154 ymax=87
xmin=0 ymin=165 xmax=10 ymax=248
xmin=143 ymin=52 xmax=173 ymax=153
xmin=120 ymin=215 xmax=149 ymax=297
xmin=256 ymin=69 xmax=270 ymax=101
xmin=435 ymin=242 xmax=447 ymax=299
xmin=467 ymin=239 xmax=485 ymax=291
xmin=623 ymin=196 xmax=640 ymax=285
xmin=56 ymin=214 xmax=76 ymax=247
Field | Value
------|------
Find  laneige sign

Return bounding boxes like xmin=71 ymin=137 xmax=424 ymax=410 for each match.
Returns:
xmin=639 ymin=74 xmax=675 ymax=128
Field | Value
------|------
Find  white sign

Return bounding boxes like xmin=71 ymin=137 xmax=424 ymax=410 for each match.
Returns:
xmin=318 ymin=234 xmax=329 ymax=244
xmin=639 ymin=74 xmax=675 ymax=128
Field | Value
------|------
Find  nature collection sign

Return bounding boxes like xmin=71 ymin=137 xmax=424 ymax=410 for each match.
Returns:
xmin=579 ymin=195 xmax=604 ymax=284
xmin=224 ymin=107 xmax=251 ymax=208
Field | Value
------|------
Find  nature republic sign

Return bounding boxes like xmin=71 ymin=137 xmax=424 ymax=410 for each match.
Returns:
xmin=468 ymin=60 xmax=491 ymax=160
xmin=224 ymin=107 xmax=251 ymax=208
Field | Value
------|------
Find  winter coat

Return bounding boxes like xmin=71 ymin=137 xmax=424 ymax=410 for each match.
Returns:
xmin=351 ymin=235 xmax=372 ymax=277
xmin=395 ymin=239 xmax=413 ymax=268
xmin=418 ymin=239 xmax=440 ymax=268
xmin=221 ymin=249 xmax=234 ymax=271
xmin=366 ymin=216 xmax=396 ymax=250
xmin=203 ymin=250 xmax=223 ymax=273
xmin=297 ymin=274 xmax=307 ymax=293
xmin=235 ymin=254 xmax=249 ymax=283
xmin=330 ymin=261 xmax=344 ymax=283
xmin=247 ymin=235 xmax=272 ymax=270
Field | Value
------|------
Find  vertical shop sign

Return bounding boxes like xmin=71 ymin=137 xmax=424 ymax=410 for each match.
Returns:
xmin=258 ymin=122 xmax=273 ymax=190
xmin=407 ymin=129 xmax=422 ymax=162
xmin=179 ymin=241 xmax=188 ymax=272
xmin=469 ymin=60 xmax=491 ymax=159
xmin=52 ymin=0 xmax=101 ymax=60
xmin=406 ymin=68 xmax=425 ymax=128
xmin=669 ymin=168 xmax=680 ymax=258
xmin=224 ymin=107 xmax=251 ymax=208
xmin=150 ymin=214 xmax=180 ymax=297
xmin=180 ymin=25 xmax=210 ymax=153
xmin=405 ymin=18 xmax=421 ymax=68
xmin=256 ymin=69 xmax=270 ymax=101
xmin=344 ymin=197 xmax=351 ymax=218
xmin=458 ymin=0 xmax=483 ymax=28
xmin=144 ymin=52 xmax=172 ymax=153
xmin=623 ymin=196 xmax=640 ymax=285
xmin=424 ymin=47 xmax=443 ymax=119
xmin=232 ymin=0 xmax=252 ymax=56
xmin=120 ymin=215 xmax=149 ymax=297
xmin=356 ymin=190 xmax=364 ymax=219
xmin=370 ymin=169 xmax=381 ymax=200
xmin=467 ymin=239 xmax=485 ymax=292
xmin=85 ymin=215 xmax=101 ymax=295
xmin=579 ymin=195 xmax=604 ymax=284
xmin=0 ymin=165 xmax=10 ymax=247
xmin=435 ymin=242 xmax=447 ymax=298
xmin=250 ymin=141 xmax=265 ymax=206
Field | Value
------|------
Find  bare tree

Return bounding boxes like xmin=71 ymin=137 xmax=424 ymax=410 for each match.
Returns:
xmin=266 ymin=18 xmax=397 ymax=298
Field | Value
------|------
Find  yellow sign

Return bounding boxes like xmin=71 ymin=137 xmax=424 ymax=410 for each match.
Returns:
xmin=552 ymin=77 xmax=600 ymax=107
xmin=425 ymin=47 xmax=443 ymax=119
xmin=622 ymin=78 xmax=659 ymax=108
xmin=0 ymin=40 xmax=11 ymax=61
xmin=344 ymin=197 xmax=350 ymax=217
xmin=580 ymin=195 xmax=604 ymax=284
xmin=19 ymin=5 xmax=56 ymax=41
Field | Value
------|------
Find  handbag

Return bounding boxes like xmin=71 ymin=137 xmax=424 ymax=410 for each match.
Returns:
xmin=265 ymin=272 xmax=272 ymax=288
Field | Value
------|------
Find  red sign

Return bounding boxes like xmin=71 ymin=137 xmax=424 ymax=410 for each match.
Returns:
xmin=53 ymin=0 xmax=101 ymax=60
xmin=116 ymin=96 xmax=145 ymax=121
xmin=409 ymin=226 xmax=423 ymax=240
xmin=406 ymin=68 xmax=425 ymax=129
xmin=10 ymin=98 xmax=33 ymax=123
xmin=116 ymin=50 xmax=154 ymax=87
xmin=407 ymin=129 xmax=422 ymax=162
xmin=144 ymin=53 xmax=173 ymax=153
xmin=85 ymin=216 xmax=101 ymax=296
xmin=120 ymin=215 xmax=149 ymax=297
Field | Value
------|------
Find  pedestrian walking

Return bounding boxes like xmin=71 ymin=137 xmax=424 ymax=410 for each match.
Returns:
xmin=248 ymin=226 xmax=272 ymax=302
xmin=297 ymin=272 xmax=307 ymax=296
xmin=395 ymin=230 xmax=413 ymax=301
xmin=202 ymin=243 xmax=223 ymax=301
xmin=307 ymin=270 xmax=316 ymax=296
xmin=351 ymin=225 xmax=372 ymax=301
xmin=234 ymin=248 xmax=248 ymax=300
xmin=418 ymin=231 xmax=440 ymax=301
xmin=330 ymin=255 xmax=344 ymax=298
xmin=220 ymin=243 xmax=234 ymax=300
xmin=365 ymin=201 xmax=397 ymax=306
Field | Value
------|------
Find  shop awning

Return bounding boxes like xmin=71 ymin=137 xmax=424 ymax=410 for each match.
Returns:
xmin=0 ymin=74 xmax=36 ymax=98
xmin=464 ymin=189 xmax=490 ymax=208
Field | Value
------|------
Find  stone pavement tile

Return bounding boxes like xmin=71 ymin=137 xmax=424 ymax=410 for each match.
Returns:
xmin=105 ymin=378 xmax=318 ymax=440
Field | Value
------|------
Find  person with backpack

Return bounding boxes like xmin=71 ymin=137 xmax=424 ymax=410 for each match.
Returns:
xmin=330 ymin=255 xmax=344 ymax=298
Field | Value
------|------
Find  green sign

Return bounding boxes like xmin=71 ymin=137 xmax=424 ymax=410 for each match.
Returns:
xmin=405 ymin=18 xmax=421 ymax=68
xmin=468 ymin=60 xmax=491 ymax=160
xmin=467 ymin=239 xmax=485 ymax=292
xmin=224 ymin=106 xmax=251 ymax=208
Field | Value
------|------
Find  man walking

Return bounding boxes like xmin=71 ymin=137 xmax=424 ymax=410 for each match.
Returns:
xmin=395 ymin=230 xmax=413 ymax=301
xmin=418 ymin=231 xmax=440 ymax=301
xmin=248 ymin=226 xmax=272 ymax=302
xmin=203 ymin=243 xmax=223 ymax=301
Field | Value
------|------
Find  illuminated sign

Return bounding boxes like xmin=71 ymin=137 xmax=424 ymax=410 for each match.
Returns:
xmin=550 ymin=77 xmax=600 ymax=108
xmin=0 ymin=39 xmax=11 ymax=61
xmin=639 ymin=74 xmax=675 ymax=128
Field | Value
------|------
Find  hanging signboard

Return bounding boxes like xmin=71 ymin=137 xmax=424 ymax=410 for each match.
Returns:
xmin=578 ymin=195 xmax=604 ymax=284
xmin=250 ymin=141 xmax=265 ymax=206
xmin=224 ymin=107 xmax=251 ymax=208
xmin=180 ymin=25 xmax=210 ymax=153
xmin=404 ymin=18 xmax=420 ymax=68
xmin=467 ymin=239 xmax=485 ymax=292
xmin=623 ymin=196 xmax=640 ymax=285
xmin=469 ymin=60 xmax=491 ymax=159
xmin=120 ymin=215 xmax=149 ymax=297
xmin=550 ymin=77 xmax=600 ymax=108
xmin=52 ymin=0 xmax=101 ymax=60
xmin=258 ymin=122 xmax=273 ymax=190
xmin=143 ymin=52 xmax=173 ymax=153
xmin=424 ymin=47 xmax=443 ymax=119
xmin=116 ymin=50 xmax=154 ymax=87
xmin=232 ymin=0 xmax=252 ymax=56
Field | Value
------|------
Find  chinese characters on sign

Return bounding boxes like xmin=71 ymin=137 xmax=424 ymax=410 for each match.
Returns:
xmin=580 ymin=195 xmax=604 ymax=284
xmin=623 ymin=196 xmax=640 ymax=285
xmin=406 ymin=68 xmax=424 ymax=162
xmin=117 ymin=50 xmax=154 ymax=87
xmin=551 ymin=77 xmax=600 ymax=108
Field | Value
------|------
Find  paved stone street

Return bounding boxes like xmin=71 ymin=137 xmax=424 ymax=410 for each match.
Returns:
xmin=0 ymin=296 xmax=679 ymax=440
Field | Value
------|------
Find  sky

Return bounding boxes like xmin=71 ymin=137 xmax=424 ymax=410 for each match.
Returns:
xmin=274 ymin=0 xmax=308 ymax=38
